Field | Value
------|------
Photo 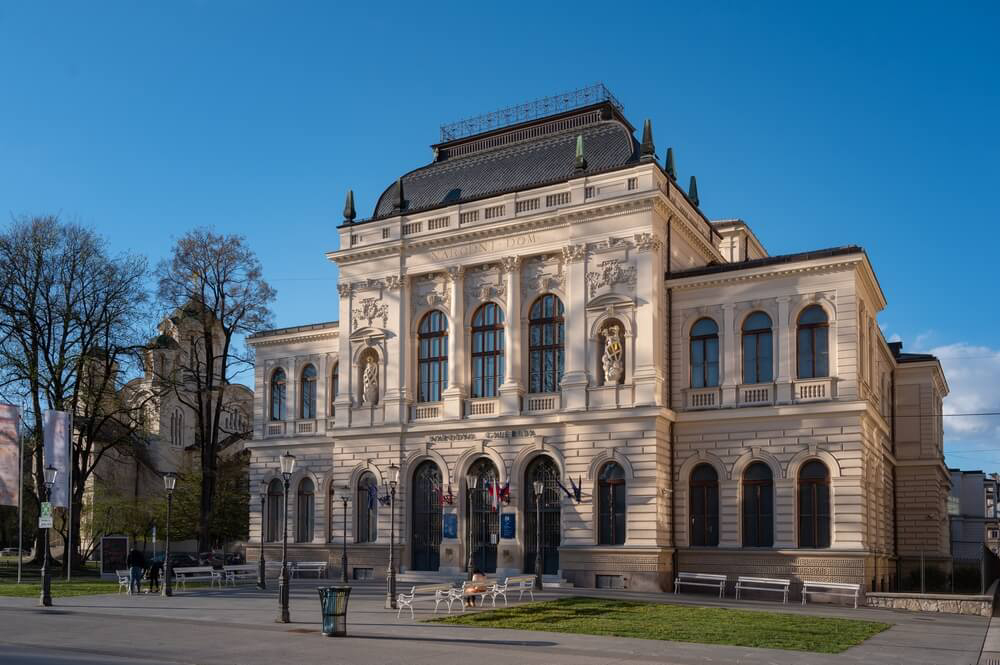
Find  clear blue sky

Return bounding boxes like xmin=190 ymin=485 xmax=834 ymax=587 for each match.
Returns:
xmin=1 ymin=1 xmax=998 ymax=470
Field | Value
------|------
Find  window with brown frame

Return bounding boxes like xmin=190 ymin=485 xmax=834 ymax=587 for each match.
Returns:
xmin=798 ymin=460 xmax=831 ymax=548
xmin=689 ymin=464 xmax=719 ymax=546
xmin=418 ymin=310 xmax=448 ymax=402
xmin=528 ymin=295 xmax=564 ymax=394
xmin=797 ymin=305 xmax=830 ymax=379
xmin=471 ymin=303 xmax=505 ymax=398
xmin=742 ymin=462 xmax=773 ymax=547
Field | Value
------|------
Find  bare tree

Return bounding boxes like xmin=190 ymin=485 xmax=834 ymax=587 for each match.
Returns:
xmin=0 ymin=215 xmax=151 ymax=568
xmin=154 ymin=228 xmax=273 ymax=552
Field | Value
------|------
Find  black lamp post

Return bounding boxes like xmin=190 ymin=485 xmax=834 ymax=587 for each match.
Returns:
xmin=465 ymin=473 xmax=478 ymax=579
xmin=257 ymin=482 xmax=267 ymax=590
xmin=162 ymin=472 xmax=176 ymax=597
xmin=340 ymin=488 xmax=350 ymax=583
xmin=383 ymin=463 xmax=398 ymax=610
xmin=276 ymin=450 xmax=296 ymax=624
xmin=533 ymin=479 xmax=544 ymax=590
xmin=39 ymin=464 xmax=57 ymax=607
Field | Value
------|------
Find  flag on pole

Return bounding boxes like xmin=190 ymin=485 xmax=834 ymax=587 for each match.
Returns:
xmin=43 ymin=410 xmax=71 ymax=507
xmin=0 ymin=405 xmax=20 ymax=507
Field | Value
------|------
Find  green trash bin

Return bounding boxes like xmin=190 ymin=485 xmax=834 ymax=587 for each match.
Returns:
xmin=317 ymin=586 xmax=352 ymax=637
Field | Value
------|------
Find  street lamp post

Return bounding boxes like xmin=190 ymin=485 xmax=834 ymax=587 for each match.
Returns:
xmin=162 ymin=472 xmax=176 ymax=597
xmin=533 ymin=479 xmax=544 ymax=590
xmin=384 ymin=463 xmax=398 ymax=610
xmin=257 ymin=483 xmax=267 ymax=590
xmin=276 ymin=451 xmax=296 ymax=624
xmin=465 ymin=473 xmax=478 ymax=579
xmin=340 ymin=488 xmax=351 ymax=583
xmin=39 ymin=464 xmax=57 ymax=607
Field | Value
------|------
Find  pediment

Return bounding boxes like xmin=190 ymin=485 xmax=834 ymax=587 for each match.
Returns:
xmin=586 ymin=292 xmax=634 ymax=310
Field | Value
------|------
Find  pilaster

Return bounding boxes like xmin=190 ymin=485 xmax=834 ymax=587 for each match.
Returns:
xmin=721 ymin=303 xmax=737 ymax=406
xmin=384 ymin=275 xmax=409 ymax=425
xmin=775 ymin=295 xmax=792 ymax=403
xmin=631 ymin=235 xmax=662 ymax=406
xmin=334 ymin=282 xmax=353 ymax=429
xmin=560 ymin=244 xmax=589 ymax=410
xmin=498 ymin=256 xmax=523 ymax=415
xmin=442 ymin=266 xmax=466 ymax=419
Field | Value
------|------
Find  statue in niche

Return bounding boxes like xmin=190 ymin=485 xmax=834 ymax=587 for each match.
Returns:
xmin=601 ymin=324 xmax=623 ymax=385
xmin=362 ymin=355 xmax=378 ymax=406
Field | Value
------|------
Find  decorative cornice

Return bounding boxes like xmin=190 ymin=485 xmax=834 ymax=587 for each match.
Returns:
xmin=668 ymin=256 xmax=865 ymax=291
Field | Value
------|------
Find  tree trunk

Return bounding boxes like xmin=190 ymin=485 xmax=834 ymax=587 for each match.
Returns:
xmin=198 ymin=453 xmax=218 ymax=553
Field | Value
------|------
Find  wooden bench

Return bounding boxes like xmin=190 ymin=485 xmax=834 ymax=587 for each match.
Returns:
xmin=291 ymin=561 xmax=327 ymax=579
xmin=172 ymin=565 xmax=223 ymax=590
xmin=801 ymin=580 xmax=861 ymax=608
xmin=223 ymin=564 xmax=258 ymax=585
xmin=735 ymin=576 xmax=791 ymax=603
xmin=674 ymin=572 xmax=727 ymax=598
xmin=396 ymin=583 xmax=456 ymax=620
xmin=115 ymin=569 xmax=130 ymax=594
xmin=490 ymin=575 xmax=537 ymax=606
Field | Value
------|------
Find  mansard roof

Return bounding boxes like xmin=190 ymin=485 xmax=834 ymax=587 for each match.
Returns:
xmin=365 ymin=101 xmax=641 ymax=222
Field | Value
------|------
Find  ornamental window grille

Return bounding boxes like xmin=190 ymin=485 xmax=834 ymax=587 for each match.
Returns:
xmin=689 ymin=464 xmax=719 ymax=547
xmin=597 ymin=462 xmax=626 ymax=545
xmin=300 ymin=364 xmax=317 ymax=419
xmin=742 ymin=462 xmax=774 ymax=547
xmin=524 ymin=455 xmax=561 ymax=575
xmin=742 ymin=311 xmax=773 ymax=384
xmin=466 ymin=458 xmax=500 ymax=573
xmin=797 ymin=305 xmax=830 ymax=379
xmin=528 ymin=295 xmax=564 ymax=394
xmin=471 ymin=303 xmax=505 ymax=398
xmin=270 ymin=369 xmax=286 ymax=421
xmin=798 ymin=460 xmax=831 ymax=548
xmin=418 ymin=310 xmax=448 ymax=402
xmin=690 ymin=318 xmax=720 ymax=388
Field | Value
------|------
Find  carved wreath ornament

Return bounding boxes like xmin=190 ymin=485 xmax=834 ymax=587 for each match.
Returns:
xmin=352 ymin=297 xmax=388 ymax=329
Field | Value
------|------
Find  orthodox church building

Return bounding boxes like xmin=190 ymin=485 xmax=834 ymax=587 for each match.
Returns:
xmin=247 ymin=86 xmax=950 ymax=592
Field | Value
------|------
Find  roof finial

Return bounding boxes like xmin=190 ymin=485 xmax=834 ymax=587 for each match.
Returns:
xmin=640 ymin=118 xmax=655 ymax=161
xmin=688 ymin=175 xmax=700 ymax=207
xmin=665 ymin=147 xmax=676 ymax=179
xmin=394 ymin=178 xmax=406 ymax=211
xmin=343 ymin=189 xmax=356 ymax=224
xmin=574 ymin=135 xmax=587 ymax=172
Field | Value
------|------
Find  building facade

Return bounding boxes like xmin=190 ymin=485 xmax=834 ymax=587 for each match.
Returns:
xmin=247 ymin=86 xmax=950 ymax=592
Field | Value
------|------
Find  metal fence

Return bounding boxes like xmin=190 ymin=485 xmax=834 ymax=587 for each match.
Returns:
xmin=898 ymin=541 xmax=1000 ymax=594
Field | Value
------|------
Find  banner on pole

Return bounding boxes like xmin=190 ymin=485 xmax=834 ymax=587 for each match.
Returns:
xmin=0 ymin=405 xmax=20 ymax=507
xmin=43 ymin=410 xmax=71 ymax=508
xmin=39 ymin=502 xmax=53 ymax=529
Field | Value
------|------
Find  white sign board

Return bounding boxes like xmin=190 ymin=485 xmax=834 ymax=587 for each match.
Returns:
xmin=38 ymin=501 xmax=53 ymax=529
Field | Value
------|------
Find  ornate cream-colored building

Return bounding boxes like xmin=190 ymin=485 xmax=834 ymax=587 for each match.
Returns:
xmin=247 ymin=86 xmax=950 ymax=593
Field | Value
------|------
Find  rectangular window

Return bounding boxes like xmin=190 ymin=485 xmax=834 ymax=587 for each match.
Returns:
xmin=627 ymin=177 xmax=638 ymax=190
xmin=427 ymin=216 xmax=450 ymax=230
xmin=584 ymin=186 xmax=595 ymax=199
xmin=459 ymin=210 xmax=479 ymax=224
xmin=515 ymin=198 xmax=539 ymax=213
xmin=545 ymin=192 xmax=571 ymax=207
xmin=402 ymin=221 xmax=422 ymax=235
xmin=484 ymin=204 xmax=505 ymax=220
xmin=381 ymin=228 xmax=390 ymax=239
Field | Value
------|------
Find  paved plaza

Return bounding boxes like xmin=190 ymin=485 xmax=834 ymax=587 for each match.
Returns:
xmin=0 ymin=581 xmax=989 ymax=665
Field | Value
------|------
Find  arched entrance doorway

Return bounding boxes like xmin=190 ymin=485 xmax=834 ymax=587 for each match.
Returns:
xmin=524 ymin=455 xmax=561 ymax=575
xmin=411 ymin=461 xmax=442 ymax=571
xmin=466 ymin=458 xmax=499 ymax=574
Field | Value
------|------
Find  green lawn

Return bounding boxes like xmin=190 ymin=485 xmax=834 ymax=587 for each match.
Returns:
xmin=0 ymin=579 xmax=119 ymax=598
xmin=430 ymin=597 xmax=890 ymax=654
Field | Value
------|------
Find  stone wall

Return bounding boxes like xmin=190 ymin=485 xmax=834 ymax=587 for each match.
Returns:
xmin=866 ymin=581 xmax=997 ymax=617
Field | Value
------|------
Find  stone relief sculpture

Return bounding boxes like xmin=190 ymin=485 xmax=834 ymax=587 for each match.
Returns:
xmin=362 ymin=355 xmax=378 ymax=406
xmin=586 ymin=259 xmax=637 ymax=299
xmin=601 ymin=324 xmax=623 ymax=385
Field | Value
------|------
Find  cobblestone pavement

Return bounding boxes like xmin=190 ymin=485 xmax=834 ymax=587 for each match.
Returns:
xmin=0 ymin=581 xmax=987 ymax=665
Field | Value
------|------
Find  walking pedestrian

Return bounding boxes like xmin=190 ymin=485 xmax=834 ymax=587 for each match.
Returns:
xmin=126 ymin=547 xmax=145 ymax=595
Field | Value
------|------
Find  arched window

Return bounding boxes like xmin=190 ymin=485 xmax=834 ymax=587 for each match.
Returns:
xmin=418 ymin=311 xmax=449 ymax=402
xmin=300 ymin=364 xmax=317 ymax=419
xmin=270 ymin=369 xmax=286 ymax=421
xmin=689 ymin=464 xmax=719 ymax=547
xmin=798 ymin=460 xmax=831 ymax=548
xmin=266 ymin=478 xmax=283 ymax=543
xmin=170 ymin=408 xmax=184 ymax=448
xmin=597 ymin=319 xmax=626 ymax=385
xmin=690 ymin=318 xmax=720 ymax=388
xmin=528 ymin=295 xmax=565 ymax=394
xmin=597 ymin=462 xmax=626 ymax=545
xmin=330 ymin=363 xmax=339 ymax=412
xmin=296 ymin=478 xmax=315 ymax=543
xmin=742 ymin=462 xmax=774 ymax=547
xmin=797 ymin=305 xmax=830 ymax=379
xmin=742 ymin=312 xmax=773 ymax=384
xmin=471 ymin=303 xmax=505 ymax=398
xmin=356 ymin=472 xmax=378 ymax=543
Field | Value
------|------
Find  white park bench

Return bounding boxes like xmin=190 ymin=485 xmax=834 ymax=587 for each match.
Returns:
xmin=801 ymin=580 xmax=861 ymax=608
xmin=223 ymin=564 xmax=258 ymax=585
xmin=735 ymin=576 xmax=791 ymax=603
xmin=674 ymin=572 xmax=728 ymax=598
xmin=291 ymin=561 xmax=327 ymax=579
xmin=450 ymin=579 xmax=498 ymax=611
xmin=396 ymin=583 xmax=456 ymax=620
xmin=489 ymin=575 xmax=537 ymax=606
xmin=172 ymin=565 xmax=223 ymax=590
xmin=115 ymin=569 xmax=130 ymax=594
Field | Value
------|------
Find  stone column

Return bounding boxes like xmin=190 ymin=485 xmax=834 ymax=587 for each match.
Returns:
xmin=631 ymin=234 xmax=663 ymax=407
xmin=334 ymin=282 xmax=353 ymax=429
xmin=498 ymin=257 xmax=522 ymax=415
xmin=442 ymin=266 xmax=466 ymax=419
xmin=384 ymin=275 xmax=409 ymax=425
xmin=721 ymin=303 xmax=737 ymax=406
xmin=775 ymin=296 xmax=792 ymax=403
xmin=559 ymin=244 xmax=589 ymax=411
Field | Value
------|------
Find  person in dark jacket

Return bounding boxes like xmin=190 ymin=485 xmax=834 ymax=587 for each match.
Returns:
xmin=126 ymin=548 xmax=145 ymax=594
xmin=147 ymin=558 xmax=162 ymax=593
